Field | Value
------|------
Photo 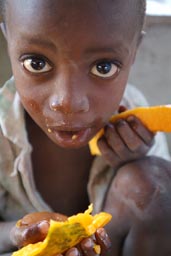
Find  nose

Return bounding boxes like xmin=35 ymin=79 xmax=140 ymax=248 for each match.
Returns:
xmin=50 ymin=95 xmax=89 ymax=114
xmin=49 ymin=77 xmax=90 ymax=114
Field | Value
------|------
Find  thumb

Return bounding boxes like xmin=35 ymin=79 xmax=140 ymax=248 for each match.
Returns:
xmin=10 ymin=220 xmax=49 ymax=248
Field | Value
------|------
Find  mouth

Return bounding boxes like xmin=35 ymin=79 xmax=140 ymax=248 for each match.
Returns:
xmin=47 ymin=126 xmax=92 ymax=148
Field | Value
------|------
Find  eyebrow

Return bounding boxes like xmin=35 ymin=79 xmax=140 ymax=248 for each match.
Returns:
xmin=19 ymin=34 xmax=129 ymax=57
xmin=84 ymin=45 xmax=130 ymax=57
xmin=20 ymin=35 xmax=57 ymax=52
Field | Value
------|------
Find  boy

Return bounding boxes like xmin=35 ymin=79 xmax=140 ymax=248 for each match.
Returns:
xmin=0 ymin=0 xmax=171 ymax=255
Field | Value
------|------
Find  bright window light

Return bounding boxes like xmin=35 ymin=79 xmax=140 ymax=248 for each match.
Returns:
xmin=147 ymin=0 xmax=171 ymax=15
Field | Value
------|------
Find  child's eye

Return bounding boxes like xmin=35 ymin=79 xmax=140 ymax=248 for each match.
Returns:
xmin=90 ymin=61 xmax=120 ymax=78
xmin=22 ymin=57 xmax=53 ymax=73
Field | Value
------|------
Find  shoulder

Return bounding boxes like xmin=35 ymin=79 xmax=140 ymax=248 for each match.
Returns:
xmin=121 ymin=83 xmax=149 ymax=109
xmin=0 ymin=77 xmax=16 ymax=114
xmin=0 ymin=77 xmax=16 ymax=96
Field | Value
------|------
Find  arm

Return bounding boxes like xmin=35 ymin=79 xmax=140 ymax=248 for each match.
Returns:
xmin=0 ymin=221 xmax=17 ymax=253
xmin=103 ymin=156 xmax=171 ymax=256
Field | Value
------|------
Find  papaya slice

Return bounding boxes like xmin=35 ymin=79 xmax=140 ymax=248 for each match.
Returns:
xmin=89 ymin=105 xmax=171 ymax=155
xmin=12 ymin=205 xmax=112 ymax=256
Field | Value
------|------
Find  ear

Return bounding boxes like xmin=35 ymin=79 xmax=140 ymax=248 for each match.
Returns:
xmin=131 ymin=30 xmax=146 ymax=65
xmin=137 ymin=30 xmax=146 ymax=47
xmin=0 ymin=22 xmax=7 ymax=39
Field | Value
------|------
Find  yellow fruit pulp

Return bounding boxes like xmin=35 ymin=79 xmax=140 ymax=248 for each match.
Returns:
xmin=89 ymin=105 xmax=171 ymax=155
xmin=12 ymin=205 xmax=112 ymax=256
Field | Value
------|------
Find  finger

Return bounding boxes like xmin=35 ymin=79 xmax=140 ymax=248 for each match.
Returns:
xmin=65 ymin=247 xmax=80 ymax=256
xmin=80 ymin=238 xmax=99 ymax=256
xmin=95 ymin=228 xmax=111 ymax=255
xmin=105 ymin=124 xmax=132 ymax=159
xmin=15 ymin=221 xmax=49 ymax=247
xmin=118 ymin=105 xmax=127 ymax=113
xmin=11 ymin=225 xmax=32 ymax=248
xmin=23 ymin=221 xmax=49 ymax=246
xmin=98 ymin=136 xmax=121 ymax=167
xmin=115 ymin=119 xmax=148 ymax=153
xmin=127 ymin=115 xmax=155 ymax=146
xmin=20 ymin=212 xmax=67 ymax=226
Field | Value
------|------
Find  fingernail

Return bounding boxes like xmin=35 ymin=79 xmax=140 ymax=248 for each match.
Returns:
xmin=66 ymin=248 xmax=80 ymax=256
xmin=116 ymin=119 xmax=125 ymax=127
xmin=127 ymin=116 xmax=138 ymax=129
xmin=118 ymin=105 xmax=127 ymax=113
xmin=104 ymin=123 xmax=113 ymax=132
xmin=97 ymin=228 xmax=111 ymax=249
xmin=108 ymin=123 xmax=114 ymax=128
xmin=83 ymin=238 xmax=93 ymax=248
xmin=127 ymin=115 xmax=135 ymax=122
xmin=97 ymin=228 xmax=106 ymax=239
xmin=38 ymin=221 xmax=49 ymax=234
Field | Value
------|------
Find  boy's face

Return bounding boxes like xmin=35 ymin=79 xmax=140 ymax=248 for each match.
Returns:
xmin=5 ymin=0 xmax=140 ymax=148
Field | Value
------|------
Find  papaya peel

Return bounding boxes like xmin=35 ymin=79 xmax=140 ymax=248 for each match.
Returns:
xmin=12 ymin=204 xmax=112 ymax=256
xmin=89 ymin=105 xmax=171 ymax=155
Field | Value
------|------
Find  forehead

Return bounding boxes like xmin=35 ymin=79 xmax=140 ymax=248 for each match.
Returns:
xmin=6 ymin=0 xmax=138 ymax=33
xmin=6 ymin=0 xmax=135 ymax=17
xmin=5 ymin=0 xmax=139 ymax=54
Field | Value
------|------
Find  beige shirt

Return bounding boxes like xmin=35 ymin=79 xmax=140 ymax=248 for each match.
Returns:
xmin=0 ymin=77 xmax=170 ymax=221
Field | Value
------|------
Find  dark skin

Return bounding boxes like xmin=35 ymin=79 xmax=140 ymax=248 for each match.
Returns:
xmin=104 ymin=157 xmax=171 ymax=256
xmin=1 ymin=0 xmax=171 ymax=255
xmin=25 ymin=112 xmax=92 ymax=215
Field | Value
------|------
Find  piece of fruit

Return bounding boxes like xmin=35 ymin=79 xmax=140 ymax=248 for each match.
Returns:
xmin=12 ymin=204 xmax=112 ymax=256
xmin=89 ymin=105 xmax=171 ymax=155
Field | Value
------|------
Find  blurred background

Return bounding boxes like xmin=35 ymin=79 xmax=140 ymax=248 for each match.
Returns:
xmin=129 ymin=0 xmax=171 ymax=153
xmin=0 ymin=0 xmax=171 ymax=153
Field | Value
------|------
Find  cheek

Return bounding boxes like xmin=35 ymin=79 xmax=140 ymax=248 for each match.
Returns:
xmin=17 ymin=87 xmax=45 ymax=121
xmin=101 ymin=77 xmax=128 ymax=114
xmin=14 ymin=77 xmax=48 ymax=117
xmin=21 ymin=97 xmax=45 ymax=125
xmin=23 ymin=98 xmax=42 ymax=114
xmin=22 ymin=96 xmax=50 ymax=131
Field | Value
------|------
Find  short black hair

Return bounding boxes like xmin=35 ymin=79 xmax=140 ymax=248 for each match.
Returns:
xmin=0 ymin=0 xmax=146 ymax=32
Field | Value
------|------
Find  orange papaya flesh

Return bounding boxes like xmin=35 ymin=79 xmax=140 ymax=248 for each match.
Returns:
xmin=89 ymin=105 xmax=171 ymax=155
xmin=94 ymin=244 xmax=101 ymax=254
xmin=12 ymin=204 xmax=112 ymax=256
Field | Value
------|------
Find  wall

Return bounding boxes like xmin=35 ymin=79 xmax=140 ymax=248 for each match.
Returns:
xmin=0 ymin=31 xmax=11 ymax=85
xmin=129 ymin=16 xmax=171 ymax=153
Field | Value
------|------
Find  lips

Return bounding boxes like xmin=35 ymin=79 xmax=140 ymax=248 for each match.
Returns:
xmin=47 ymin=126 xmax=93 ymax=148
xmin=56 ymin=129 xmax=89 ymax=140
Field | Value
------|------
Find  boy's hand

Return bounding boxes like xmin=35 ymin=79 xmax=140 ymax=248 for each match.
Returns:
xmin=58 ymin=228 xmax=111 ymax=256
xmin=10 ymin=213 xmax=111 ymax=256
xmin=57 ymin=228 xmax=111 ymax=256
xmin=98 ymin=114 xmax=154 ymax=169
